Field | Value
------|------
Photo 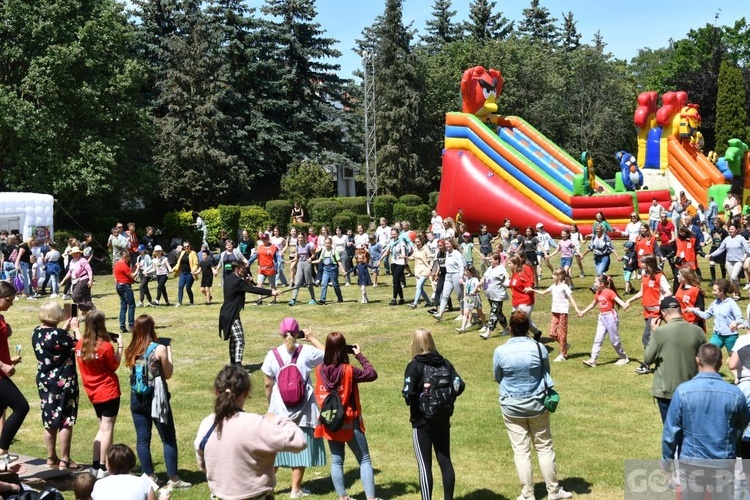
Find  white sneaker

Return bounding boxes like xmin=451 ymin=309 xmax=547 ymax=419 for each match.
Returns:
xmin=61 ymin=294 xmax=70 ymax=300
xmin=478 ymin=326 xmax=487 ymax=333
xmin=167 ymin=478 xmax=192 ymax=489
xmin=96 ymin=468 xmax=110 ymax=479
xmin=615 ymin=357 xmax=630 ymax=365
xmin=548 ymin=487 xmax=573 ymax=499
xmin=479 ymin=331 xmax=491 ymax=340
xmin=582 ymin=358 xmax=597 ymax=368
xmin=454 ymin=315 xmax=463 ymax=321
xmin=744 ymin=283 xmax=750 ymax=290
xmin=50 ymin=293 xmax=58 ymax=298
xmin=553 ymin=354 xmax=566 ymax=362
xmin=289 ymin=489 xmax=311 ymax=498
xmin=137 ymin=302 xmax=143 ymax=307
xmin=153 ymin=300 xmax=160 ymax=306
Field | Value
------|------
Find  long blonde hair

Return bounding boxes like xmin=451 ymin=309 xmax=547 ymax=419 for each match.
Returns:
xmin=410 ymin=328 xmax=437 ymax=358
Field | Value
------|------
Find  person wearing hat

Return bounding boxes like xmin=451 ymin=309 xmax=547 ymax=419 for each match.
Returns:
xmin=219 ymin=261 xmax=281 ymax=366
xmin=59 ymin=245 xmax=95 ymax=313
xmin=261 ymin=319 xmax=326 ymax=498
xmin=643 ymin=296 xmax=706 ymax=423
xmin=135 ymin=244 xmax=155 ymax=307
xmin=151 ymin=245 xmax=173 ymax=306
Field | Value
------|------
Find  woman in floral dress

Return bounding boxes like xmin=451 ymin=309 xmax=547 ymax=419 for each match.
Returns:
xmin=32 ymin=301 xmax=80 ymax=469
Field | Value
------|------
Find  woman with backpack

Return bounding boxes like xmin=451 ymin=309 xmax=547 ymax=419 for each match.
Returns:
xmin=124 ymin=315 xmax=191 ymax=490
xmin=402 ymin=328 xmax=464 ymax=500
xmin=261 ymin=318 xmax=326 ymax=498
xmin=314 ymin=332 xmax=381 ymax=500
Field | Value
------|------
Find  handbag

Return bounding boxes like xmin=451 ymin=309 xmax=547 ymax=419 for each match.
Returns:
xmin=534 ymin=341 xmax=559 ymax=413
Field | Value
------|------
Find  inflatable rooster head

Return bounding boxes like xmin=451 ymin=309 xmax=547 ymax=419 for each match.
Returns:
xmin=460 ymin=66 xmax=503 ymax=121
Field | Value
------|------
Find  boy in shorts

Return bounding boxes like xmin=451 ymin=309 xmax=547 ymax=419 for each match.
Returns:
xmin=621 ymin=241 xmax=637 ymax=294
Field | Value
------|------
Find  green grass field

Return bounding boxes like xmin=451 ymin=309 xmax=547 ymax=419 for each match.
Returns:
xmin=4 ymin=259 xmax=727 ymax=499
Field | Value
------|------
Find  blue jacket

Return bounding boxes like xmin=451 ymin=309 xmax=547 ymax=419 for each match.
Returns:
xmin=663 ymin=372 xmax=750 ymax=461
xmin=493 ymin=337 xmax=553 ymax=418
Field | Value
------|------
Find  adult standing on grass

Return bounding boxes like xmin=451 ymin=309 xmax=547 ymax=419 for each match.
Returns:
xmin=32 ymin=301 xmax=80 ymax=470
xmin=288 ymin=233 xmax=317 ymax=306
xmin=124 ymin=315 xmax=191 ymax=490
xmin=580 ymin=225 xmax=617 ymax=276
xmin=173 ymin=241 xmax=199 ymax=307
xmin=75 ymin=310 xmax=122 ymax=479
xmin=663 ymin=344 xmax=750 ymax=497
xmin=0 ymin=281 xmax=28 ymax=464
xmin=314 ymin=332 xmax=381 ymax=500
xmin=408 ymin=235 xmax=433 ymax=309
xmin=219 ymin=261 xmax=281 ymax=366
xmin=493 ymin=311 xmax=572 ymax=500
xmin=379 ymin=228 xmax=408 ymax=306
xmin=402 ymin=328 xmax=464 ymax=500
xmin=479 ymin=252 xmax=510 ymax=340
xmin=262 ymin=319 xmax=326 ymax=498
xmin=195 ymin=365 xmax=307 ymax=500
xmin=151 ymin=246 xmax=172 ymax=306
xmin=59 ymin=246 xmax=95 ymax=313
xmin=507 ymin=254 xmax=542 ymax=342
xmin=706 ymin=223 xmax=750 ymax=293
xmin=432 ymin=239 xmax=465 ymax=321
xmin=310 ymin=237 xmax=345 ymax=306
xmin=643 ymin=297 xmax=706 ymax=423
xmin=685 ymin=279 xmax=746 ymax=360
xmin=135 ymin=244 xmax=155 ymax=307
xmin=113 ymin=251 xmax=136 ymax=334
xmin=14 ymin=237 xmax=37 ymax=299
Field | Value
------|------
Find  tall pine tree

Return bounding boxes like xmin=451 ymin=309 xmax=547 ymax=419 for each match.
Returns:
xmin=560 ymin=11 xmax=581 ymax=52
xmin=421 ymin=0 xmax=461 ymax=53
xmin=463 ymin=0 xmax=513 ymax=42
xmin=518 ymin=0 xmax=559 ymax=45
xmin=715 ymin=60 xmax=748 ymax=155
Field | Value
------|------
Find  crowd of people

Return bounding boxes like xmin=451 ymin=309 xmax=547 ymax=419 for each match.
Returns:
xmin=2 ymin=191 xmax=750 ymax=498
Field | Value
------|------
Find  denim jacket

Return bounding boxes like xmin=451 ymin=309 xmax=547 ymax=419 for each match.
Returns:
xmin=663 ymin=372 xmax=750 ymax=461
xmin=493 ymin=337 xmax=554 ymax=418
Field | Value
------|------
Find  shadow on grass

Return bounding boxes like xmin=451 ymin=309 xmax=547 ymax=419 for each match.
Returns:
xmin=456 ymin=488 xmax=511 ymax=499
xmin=535 ymin=476 xmax=593 ymax=498
xmin=292 ymin=468 xmax=418 ymax=498
xmin=243 ymin=362 xmax=263 ymax=374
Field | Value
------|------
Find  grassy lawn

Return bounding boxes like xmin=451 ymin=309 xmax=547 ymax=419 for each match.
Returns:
xmin=4 ymin=259 xmax=724 ymax=499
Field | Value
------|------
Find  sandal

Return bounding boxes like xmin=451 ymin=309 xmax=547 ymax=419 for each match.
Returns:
xmin=59 ymin=459 xmax=82 ymax=470
xmin=46 ymin=456 xmax=59 ymax=467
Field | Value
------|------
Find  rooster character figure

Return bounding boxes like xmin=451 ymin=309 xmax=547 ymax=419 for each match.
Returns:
xmin=616 ymin=151 xmax=644 ymax=191
xmin=460 ymin=66 xmax=504 ymax=126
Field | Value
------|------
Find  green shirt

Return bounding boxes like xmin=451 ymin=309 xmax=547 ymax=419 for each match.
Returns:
xmin=643 ymin=317 xmax=706 ymax=399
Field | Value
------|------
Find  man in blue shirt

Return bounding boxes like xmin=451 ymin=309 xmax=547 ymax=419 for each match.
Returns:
xmin=663 ymin=343 xmax=750 ymax=499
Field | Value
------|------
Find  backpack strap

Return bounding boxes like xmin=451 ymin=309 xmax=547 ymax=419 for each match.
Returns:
xmin=290 ymin=344 xmax=302 ymax=364
xmin=272 ymin=347 xmax=284 ymax=367
xmin=145 ymin=342 xmax=159 ymax=360
xmin=199 ymin=422 xmax=217 ymax=452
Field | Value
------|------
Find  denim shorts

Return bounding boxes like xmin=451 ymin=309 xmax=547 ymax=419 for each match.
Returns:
xmin=560 ymin=257 xmax=572 ymax=269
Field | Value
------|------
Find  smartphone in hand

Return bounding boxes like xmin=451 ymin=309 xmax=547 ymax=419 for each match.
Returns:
xmin=64 ymin=303 xmax=78 ymax=319
xmin=346 ymin=344 xmax=355 ymax=354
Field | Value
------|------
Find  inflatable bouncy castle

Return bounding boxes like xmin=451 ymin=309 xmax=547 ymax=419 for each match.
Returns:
xmin=437 ymin=66 xmax=739 ymax=236
xmin=437 ymin=66 xmax=671 ymax=236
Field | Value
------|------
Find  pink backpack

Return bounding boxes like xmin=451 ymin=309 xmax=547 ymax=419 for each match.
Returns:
xmin=273 ymin=345 xmax=306 ymax=407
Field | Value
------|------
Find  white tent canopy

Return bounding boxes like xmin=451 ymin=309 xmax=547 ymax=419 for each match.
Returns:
xmin=0 ymin=192 xmax=54 ymax=241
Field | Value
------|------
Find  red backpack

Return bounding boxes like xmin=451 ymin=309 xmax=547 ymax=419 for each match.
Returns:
xmin=273 ymin=345 xmax=306 ymax=407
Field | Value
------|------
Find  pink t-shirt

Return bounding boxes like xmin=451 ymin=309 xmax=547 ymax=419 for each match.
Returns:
xmin=558 ymin=239 xmax=575 ymax=258
xmin=596 ymin=288 xmax=617 ymax=313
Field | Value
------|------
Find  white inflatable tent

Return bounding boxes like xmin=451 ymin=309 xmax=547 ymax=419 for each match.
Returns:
xmin=0 ymin=192 xmax=54 ymax=241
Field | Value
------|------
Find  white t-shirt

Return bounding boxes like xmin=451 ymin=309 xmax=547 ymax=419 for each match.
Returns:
xmin=733 ymin=331 xmax=750 ymax=383
xmin=332 ymin=235 xmax=348 ymax=258
xmin=622 ymin=221 xmax=642 ymax=242
xmin=482 ymin=264 xmax=508 ymax=301
xmin=375 ymin=225 xmax=391 ymax=247
xmin=354 ymin=233 xmax=369 ymax=249
xmin=92 ymin=474 xmax=152 ymax=500
xmin=649 ymin=204 xmax=664 ymax=222
xmin=550 ymin=283 xmax=573 ymax=314
xmin=261 ymin=344 xmax=324 ymax=428
xmin=430 ymin=215 xmax=443 ymax=236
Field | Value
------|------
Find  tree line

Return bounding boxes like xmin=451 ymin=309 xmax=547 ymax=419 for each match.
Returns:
xmin=0 ymin=0 xmax=748 ymax=220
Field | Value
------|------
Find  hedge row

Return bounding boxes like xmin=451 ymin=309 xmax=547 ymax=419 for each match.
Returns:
xmin=160 ymin=193 xmax=439 ymax=247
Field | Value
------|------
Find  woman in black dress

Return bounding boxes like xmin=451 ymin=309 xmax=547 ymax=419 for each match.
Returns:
xmin=32 ymin=301 xmax=79 ymax=469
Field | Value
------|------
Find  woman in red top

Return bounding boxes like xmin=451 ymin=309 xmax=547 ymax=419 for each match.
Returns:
xmin=0 ymin=281 xmax=29 ymax=463
xmin=249 ymin=234 xmax=280 ymax=305
xmin=625 ymin=255 xmax=672 ymax=374
xmin=674 ymin=226 xmax=698 ymax=290
xmin=634 ymin=225 xmax=657 ymax=259
xmin=674 ymin=266 xmax=706 ymax=331
xmin=314 ymin=332 xmax=379 ymax=500
xmin=75 ymin=310 xmax=121 ymax=478
xmin=508 ymin=254 xmax=542 ymax=341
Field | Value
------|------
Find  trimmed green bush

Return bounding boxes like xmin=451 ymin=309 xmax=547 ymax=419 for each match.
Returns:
xmin=218 ymin=205 xmax=241 ymax=239
xmin=332 ymin=210 xmax=358 ymax=231
xmin=341 ymin=196 xmax=368 ymax=215
xmin=52 ymin=229 xmax=80 ymax=246
xmin=265 ymin=200 xmax=293 ymax=231
xmin=312 ymin=200 xmax=343 ymax=226
xmin=373 ymin=195 xmax=398 ymax=222
xmin=290 ymin=222 xmax=311 ymax=237
xmin=414 ymin=204 xmax=433 ymax=231
xmin=200 ymin=208 xmax=221 ymax=247
xmin=239 ymin=206 xmax=272 ymax=235
xmin=428 ymin=191 xmax=439 ymax=207
xmin=356 ymin=215 xmax=372 ymax=232
xmin=399 ymin=194 xmax=423 ymax=207
xmin=307 ymin=197 xmax=332 ymax=219
xmin=163 ymin=211 xmax=201 ymax=245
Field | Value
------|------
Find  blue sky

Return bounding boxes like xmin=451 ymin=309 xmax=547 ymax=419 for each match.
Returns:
xmin=246 ymin=0 xmax=748 ymax=79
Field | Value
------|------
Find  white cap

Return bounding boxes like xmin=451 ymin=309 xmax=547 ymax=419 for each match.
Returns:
xmin=536 ymin=223 xmax=543 ymax=229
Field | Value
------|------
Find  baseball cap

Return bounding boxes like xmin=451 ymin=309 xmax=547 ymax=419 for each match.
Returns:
xmin=659 ymin=296 xmax=681 ymax=311
xmin=153 ymin=245 xmax=163 ymax=252
xmin=279 ymin=318 xmax=300 ymax=337
xmin=462 ymin=232 xmax=471 ymax=237
xmin=624 ymin=241 xmax=634 ymax=249
xmin=536 ymin=223 xmax=544 ymax=229
xmin=137 ymin=244 xmax=146 ymax=252
xmin=261 ymin=233 xmax=270 ymax=239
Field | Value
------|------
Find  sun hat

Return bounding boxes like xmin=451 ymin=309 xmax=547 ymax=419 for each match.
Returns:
xmin=536 ymin=223 xmax=543 ymax=228
xmin=153 ymin=245 xmax=163 ymax=252
xmin=69 ymin=246 xmax=82 ymax=254
xmin=279 ymin=318 xmax=300 ymax=337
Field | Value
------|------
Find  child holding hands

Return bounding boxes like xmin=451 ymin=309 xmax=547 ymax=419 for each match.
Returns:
xmin=532 ymin=268 xmax=581 ymax=361
xmin=577 ymin=274 xmax=630 ymax=367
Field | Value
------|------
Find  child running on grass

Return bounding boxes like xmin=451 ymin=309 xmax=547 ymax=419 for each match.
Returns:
xmin=355 ymin=246 xmax=372 ymax=303
xmin=457 ymin=265 xmax=486 ymax=333
xmin=532 ymin=268 xmax=581 ymax=361
xmin=577 ymin=274 xmax=630 ymax=367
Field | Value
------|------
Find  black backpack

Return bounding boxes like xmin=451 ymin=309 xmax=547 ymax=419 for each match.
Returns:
xmin=9 ymin=488 xmax=64 ymax=500
xmin=418 ymin=363 xmax=456 ymax=419
xmin=319 ymin=390 xmax=345 ymax=431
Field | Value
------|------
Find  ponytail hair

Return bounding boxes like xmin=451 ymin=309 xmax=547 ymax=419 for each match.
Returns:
xmin=283 ymin=331 xmax=297 ymax=352
xmin=598 ymin=273 xmax=622 ymax=308
xmin=213 ymin=365 xmax=251 ymax=436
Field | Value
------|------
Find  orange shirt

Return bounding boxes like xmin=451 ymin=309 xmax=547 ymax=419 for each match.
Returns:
xmin=675 ymin=237 xmax=697 ymax=269
xmin=596 ymin=288 xmax=617 ymax=313
xmin=641 ymin=272 xmax=664 ymax=318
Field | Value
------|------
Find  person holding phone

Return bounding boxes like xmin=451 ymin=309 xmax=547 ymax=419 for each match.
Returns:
xmin=0 ymin=282 xmax=29 ymax=464
xmin=314 ymin=332 xmax=380 ymax=500
xmin=124 ymin=315 xmax=191 ymax=490
xmin=261 ymin=318 xmax=326 ymax=497
xmin=32 ymin=301 xmax=80 ymax=469
xmin=75 ymin=310 xmax=122 ymax=478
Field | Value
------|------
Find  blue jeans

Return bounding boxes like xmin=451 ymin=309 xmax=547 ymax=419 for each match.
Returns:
xmin=413 ymin=276 xmax=432 ymax=306
xmin=19 ymin=261 xmax=31 ymax=296
xmin=328 ymin=422 xmax=375 ymax=498
xmin=594 ymin=255 xmax=610 ymax=275
xmin=130 ymin=392 xmax=178 ymax=477
xmin=116 ymin=284 xmax=135 ymax=331
xmin=2 ymin=262 xmax=15 ymax=282
xmin=177 ymin=272 xmax=194 ymax=305
xmin=319 ymin=265 xmax=342 ymax=303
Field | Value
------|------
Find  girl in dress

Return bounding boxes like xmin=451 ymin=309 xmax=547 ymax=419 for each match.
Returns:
xmin=457 ymin=265 xmax=486 ymax=333
xmin=355 ymin=247 xmax=372 ymax=304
